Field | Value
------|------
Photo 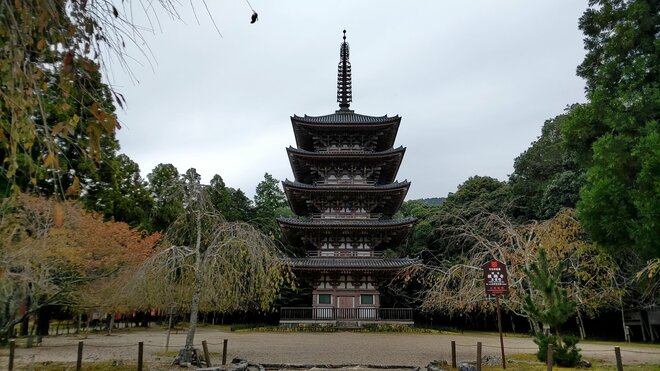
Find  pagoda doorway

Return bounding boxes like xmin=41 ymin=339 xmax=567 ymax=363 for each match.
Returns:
xmin=337 ymin=296 xmax=355 ymax=319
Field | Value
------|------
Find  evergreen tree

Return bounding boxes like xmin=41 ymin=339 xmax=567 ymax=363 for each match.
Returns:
xmin=524 ymin=248 xmax=580 ymax=366
xmin=562 ymin=0 xmax=660 ymax=259
xmin=253 ymin=173 xmax=288 ymax=239
xmin=509 ymin=108 xmax=585 ymax=221
xmin=147 ymin=163 xmax=184 ymax=232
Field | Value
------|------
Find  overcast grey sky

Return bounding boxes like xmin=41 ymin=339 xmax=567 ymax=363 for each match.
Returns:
xmin=114 ymin=1 xmax=589 ymax=200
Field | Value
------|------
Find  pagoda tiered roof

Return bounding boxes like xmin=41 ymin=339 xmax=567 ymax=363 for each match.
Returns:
xmin=287 ymin=146 xmax=405 ymax=185
xmin=284 ymin=257 xmax=417 ymax=271
xmin=292 ymin=112 xmax=400 ymax=125
xmin=291 ymin=114 xmax=401 ymax=152
xmin=282 ymin=180 xmax=410 ymax=217
xmin=277 ymin=216 xmax=415 ymax=250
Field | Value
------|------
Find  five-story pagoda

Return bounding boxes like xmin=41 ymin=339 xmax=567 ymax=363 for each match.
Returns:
xmin=279 ymin=31 xmax=416 ymax=326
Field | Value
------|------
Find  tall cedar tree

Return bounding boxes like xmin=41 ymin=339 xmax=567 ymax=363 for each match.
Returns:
xmin=562 ymin=0 xmax=660 ymax=259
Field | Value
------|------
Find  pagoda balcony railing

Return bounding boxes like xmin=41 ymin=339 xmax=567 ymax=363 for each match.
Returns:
xmin=314 ymin=179 xmax=376 ymax=186
xmin=306 ymin=250 xmax=384 ymax=258
xmin=317 ymin=147 xmax=375 ymax=153
xmin=280 ymin=307 xmax=413 ymax=322
xmin=312 ymin=213 xmax=382 ymax=220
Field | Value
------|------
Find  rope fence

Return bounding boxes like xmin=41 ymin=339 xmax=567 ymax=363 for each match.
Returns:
xmin=6 ymin=336 xmax=660 ymax=371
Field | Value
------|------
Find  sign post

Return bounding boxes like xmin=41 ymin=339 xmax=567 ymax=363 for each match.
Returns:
xmin=483 ymin=260 xmax=509 ymax=369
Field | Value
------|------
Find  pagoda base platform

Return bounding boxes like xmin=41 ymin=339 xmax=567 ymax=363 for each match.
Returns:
xmin=279 ymin=307 xmax=413 ymax=328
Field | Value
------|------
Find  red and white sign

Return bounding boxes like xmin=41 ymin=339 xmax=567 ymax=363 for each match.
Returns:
xmin=483 ymin=260 xmax=508 ymax=296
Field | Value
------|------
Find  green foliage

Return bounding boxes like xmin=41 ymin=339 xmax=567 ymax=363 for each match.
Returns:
xmin=534 ymin=334 xmax=582 ymax=367
xmin=433 ymin=176 xmax=510 ymax=258
xmin=563 ymin=0 xmax=660 ymax=259
xmin=524 ymin=248 xmax=580 ymax=365
xmin=415 ymin=197 xmax=445 ymax=206
xmin=0 ymin=1 xmax=124 ymax=185
xmin=209 ymin=175 xmax=256 ymax=223
xmin=523 ymin=248 xmax=575 ymax=330
xmin=397 ymin=200 xmax=441 ymax=257
xmin=396 ymin=176 xmax=510 ymax=261
xmin=444 ymin=176 xmax=510 ymax=210
xmin=509 ymin=108 xmax=585 ymax=221
xmin=147 ymin=163 xmax=184 ymax=232
xmin=253 ymin=173 xmax=289 ymax=240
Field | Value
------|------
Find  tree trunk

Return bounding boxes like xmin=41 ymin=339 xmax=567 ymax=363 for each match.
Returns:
xmin=19 ymin=296 xmax=31 ymax=336
xmin=176 ymin=208 xmax=204 ymax=365
xmin=106 ymin=313 xmax=115 ymax=336
xmin=36 ymin=306 xmax=50 ymax=336
xmin=619 ymin=300 xmax=630 ymax=342
xmin=576 ymin=309 xmax=586 ymax=339
xmin=527 ymin=316 xmax=540 ymax=335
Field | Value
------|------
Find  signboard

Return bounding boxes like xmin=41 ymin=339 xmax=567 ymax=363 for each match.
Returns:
xmin=483 ymin=260 xmax=508 ymax=296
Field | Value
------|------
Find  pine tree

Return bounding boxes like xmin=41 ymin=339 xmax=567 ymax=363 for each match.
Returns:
xmin=523 ymin=248 xmax=580 ymax=366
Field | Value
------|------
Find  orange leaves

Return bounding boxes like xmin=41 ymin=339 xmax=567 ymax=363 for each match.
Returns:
xmin=65 ymin=176 xmax=81 ymax=196
xmin=5 ymin=194 xmax=161 ymax=309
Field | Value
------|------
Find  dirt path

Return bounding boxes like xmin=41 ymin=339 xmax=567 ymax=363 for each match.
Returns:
xmin=2 ymin=328 xmax=660 ymax=369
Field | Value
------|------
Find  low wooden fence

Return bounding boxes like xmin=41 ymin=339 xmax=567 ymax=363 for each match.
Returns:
xmin=280 ymin=307 xmax=413 ymax=322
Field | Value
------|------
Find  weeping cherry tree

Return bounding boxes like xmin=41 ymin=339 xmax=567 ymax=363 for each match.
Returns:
xmin=123 ymin=168 xmax=290 ymax=365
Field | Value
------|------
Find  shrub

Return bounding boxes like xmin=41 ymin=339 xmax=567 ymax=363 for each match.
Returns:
xmin=533 ymin=333 xmax=581 ymax=367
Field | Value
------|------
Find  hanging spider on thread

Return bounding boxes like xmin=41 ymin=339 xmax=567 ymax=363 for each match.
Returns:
xmin=245 ymin=0 xmax=258 ymax=24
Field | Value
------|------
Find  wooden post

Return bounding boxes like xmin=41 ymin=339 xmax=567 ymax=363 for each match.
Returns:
xmin=202 ymin=340 xmax=212 ymax=367
xmin=138 ymin=341 xmax=144 ymax=371
xmin=222 ymin=338 xmax=228 ymax=365
xmin=546 ymin=343 xmax=553 ymax=371
xmin=476 ymin=341 xmax=482 ymax=371
xmin=496 ymin=296 xmax=506 ymax=369
xmin=76 ymin=341 xmax=84 ymax=371
xmin=451 ymin=340 xmax=456 ymax=368
xmin=615 ymin=347 xmax=623 ymax=371
xmin=165 ymin=307 xmax=174 ymax=351
xmin=8 ymin=340 xmax=15 ymax=371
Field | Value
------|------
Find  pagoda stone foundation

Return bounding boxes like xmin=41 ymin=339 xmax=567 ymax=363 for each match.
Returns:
xmin=278 ymin=31 xmax=417 ymax=327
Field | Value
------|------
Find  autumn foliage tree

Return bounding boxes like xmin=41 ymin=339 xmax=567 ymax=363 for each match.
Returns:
xmin=0 ymin=194 xmax=159 ymax=342
xmin=408 ymin=209 xmax=622 ymax=337
xmin=123 ymin=168 xmax=290 ymax=365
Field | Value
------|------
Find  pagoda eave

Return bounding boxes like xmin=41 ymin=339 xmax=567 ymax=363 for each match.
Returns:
xmin=276 ymin=217 xmax=416 ymax=230
xmin=283 ymin=180 xmax=410 ymax=217
xmin=291 ymin=113 xmax=400 ymax=125
xmin=284 ymin=257 xmax=419 ymax=272
xmin=287 ymin=146 xmax=406 ymax=185
xmin=291 ymin=116 xmax=401 ymax=152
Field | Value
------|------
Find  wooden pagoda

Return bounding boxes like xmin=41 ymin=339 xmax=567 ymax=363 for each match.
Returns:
xmin=278 ymin=31 xmax=416 ymax=326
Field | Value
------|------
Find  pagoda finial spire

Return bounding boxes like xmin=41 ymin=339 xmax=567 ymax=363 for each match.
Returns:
xmin=337 ymin=30 xmax=352 ymax=111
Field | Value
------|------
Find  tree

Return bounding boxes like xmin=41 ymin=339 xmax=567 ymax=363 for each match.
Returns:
xmin=253 ymin=173 xmax=288 ymax=239
xmin=101 ymin=154 xmax=154 ymax=228
xmin=123 ymin=168 xmax=290 ymax=365
xmin=509 ymin=108 xmax=585 ymax=221
xmin=147 ymin=163 xmax=184 ymax=232
xmin=0 ymin=194 xmax=158 ymax=342
xmin=396 ymin=200 xmax=441 ymax=257
xmin=536 ymin=209 xmax=624 ymax=339
xmin=407 ymin=209 xmax=622 ymax=338
xmin=426 ymin=176 xmax=511 ymax=260
xmin=562 ymin=0 xmax=660 ymax=259
xmin=523 ymin=248 xmax=581 ymax=366
xmin=0 ymin=1 xmax=127 ymax=187
xmin=208 ymin=174 xmax=256 ymax=223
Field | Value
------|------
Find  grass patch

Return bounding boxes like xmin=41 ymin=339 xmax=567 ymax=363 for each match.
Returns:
xmin=479 ymin=353 xmax=660 ymax=371
xmin=15 ymin=361 xmax=136 ymax=371
xmin=580 ymin=339 xmax=660 ymax=349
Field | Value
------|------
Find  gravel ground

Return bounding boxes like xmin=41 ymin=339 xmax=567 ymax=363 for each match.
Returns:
xmin=2 ymin=327 xmax=660 ymax=369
